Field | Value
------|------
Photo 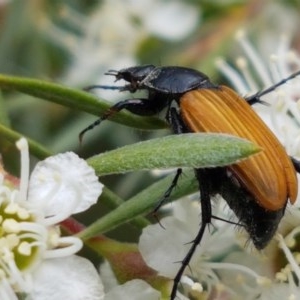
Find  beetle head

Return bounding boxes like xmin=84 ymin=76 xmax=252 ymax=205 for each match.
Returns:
xmin=105 ymin=65 xmax=156 ymax=92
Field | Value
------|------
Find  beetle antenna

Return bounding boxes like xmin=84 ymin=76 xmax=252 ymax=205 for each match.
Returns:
xmin=105 ymin=70 xmax=119 ymax=76
xmin=83 ymin=69 xmax=124 ymax=91
xmin=252 ymin=70 xmax=300 ymax=99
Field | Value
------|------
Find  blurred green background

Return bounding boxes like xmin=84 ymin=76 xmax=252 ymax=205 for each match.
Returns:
xmin=0 ymin=0 xmax=300 ymax=244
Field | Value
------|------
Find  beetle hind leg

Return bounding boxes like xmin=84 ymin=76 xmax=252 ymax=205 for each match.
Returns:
xmin=170 ymin=168 xmax=213 ymax=299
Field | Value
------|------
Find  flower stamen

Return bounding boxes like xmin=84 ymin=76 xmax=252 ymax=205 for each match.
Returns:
xmin=235 ymin=30 xmax=272 ymax=86
xmin=15 ymin=138 xmax=30 ymax=203
xmin=277 ymin=234 xmax=300 ymax=282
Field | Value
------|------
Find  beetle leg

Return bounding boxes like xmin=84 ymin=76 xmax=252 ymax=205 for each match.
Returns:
xmin=246 ymin=69 xmax=300 ymax=105
xmin=167 ymin=106 xmax=190 ymax=134
xmin=248 ymin=70 xmax=300 ymax=103
xmin=244 ymin=95 xmax=269 ymax=106
xmin=153 ymin=168 xmax=183 ymax=214
xmin=167 ymin=106 xmax=214 ymax=298
xmin=291 ymin=156 xmax=300 ymax=173
xmin=79 ymin=98 xmax=165 ymax=142
xmin=151 ymin=107 xmax=190 ymax=212
xmin=171 ymin=169 xmax=212 ymax=300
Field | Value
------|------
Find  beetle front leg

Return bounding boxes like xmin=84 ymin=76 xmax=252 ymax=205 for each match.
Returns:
xmin=152 ymin=107 xmax=188 ymax=211
xmin=79 ymin=98 xmax=162 ymax=142
xmin=167 ymin=107 xmax=189 ymax=134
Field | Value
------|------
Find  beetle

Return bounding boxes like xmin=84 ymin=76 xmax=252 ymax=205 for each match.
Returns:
xmin=81 ymin=65 xmax=300 ymax=299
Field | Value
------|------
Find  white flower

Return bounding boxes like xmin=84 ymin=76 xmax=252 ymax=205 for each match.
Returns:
xmin=139 ymin=32 xmax=300 ymax=299
xmin=139 ymin=198 xmax=253 ymax=299
xmin=28 ymin=150 xmax=102 ymax=226
xmin=104 ymin=279 xmax=160 ymax=300
xmin=0 ymin=137 xmax=103 ymax=299
xmin=216 ymin=30 xmax=300 ymax=158
xmin=139 ymin=197 xmax=300 ymax=299
xmin=214 ymin=32 xmax=300 ymax=300
xmin=26 ymin=256 xmax=105 ymax=300
xmin=99 ymin=262 xmax=166 ymax=300
xmin=143 ymin=1 xmax=199 ymax=40
xmin=40 ymin=0 xmax=199 ymax=89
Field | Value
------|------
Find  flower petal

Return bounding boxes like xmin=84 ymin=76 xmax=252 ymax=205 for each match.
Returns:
xmin=98 ymin=261 xmax=119 ymax=291
xmin=145 ymin=2 xmax=199 ymax=40
xmin=259 ymin=283 xmax=300 ymax=300
xmin=28 ymin=152 xmax=103 ymax=224
xmin=139 ymin=213 xmax=200 ymax=278
xmin=104 ymin=279 xmax=160 ymax=300
xmin=26 ymin=256 xmax=104 ymax=300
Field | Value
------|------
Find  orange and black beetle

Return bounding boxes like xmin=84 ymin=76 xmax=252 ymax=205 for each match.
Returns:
xmin=81 ymin=65 xmax=300 ymax=299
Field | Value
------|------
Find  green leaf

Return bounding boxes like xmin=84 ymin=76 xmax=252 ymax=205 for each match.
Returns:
xmin=0 ymin=91 xmax=10 ymax=126
xmin=100 ymin=187 xmax=151 ymax=229
xmin=0 ymin=123 xmax=152 ymax=229
xmin=87 ymin=133 xmax=261 ymax=176
xmin=79 ymin=169 xmax=198 ymax=240
xmin=0 ymin=74 xmax=166 ymax=130
xmin=80 ymin=133 xmax=260 ymax=239
xmin=0 ymin=123 xmax=51 ymax=159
